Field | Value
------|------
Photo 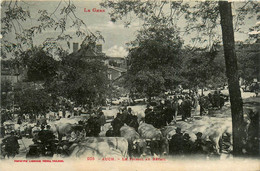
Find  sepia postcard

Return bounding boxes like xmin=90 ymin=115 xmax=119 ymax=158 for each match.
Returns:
xmin=0 ymin=0 xmax=259 ymax=170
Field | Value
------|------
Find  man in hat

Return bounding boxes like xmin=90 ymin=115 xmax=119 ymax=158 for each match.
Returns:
xmin=121 ymin=106 xmax=128 ymax=123
xmin=98 ymin=110 xmax=106 ymax=132
xmin=182 ymin=133 xmax=193 ymax=155
xmin=193 ymin=132 xmax=206 ymax=156
xmin=111 ymin=113 xmax=124 ymax=136
xmin=44 ymin=125 xmax=56 ymax=155
xmin=169 ymin=127 xmax=183 ymax=155
xmin=38 ymin=124 xmax=46 ymax=143
xmin=208 ymin=93 xmax=213 ymax=107
xmin=1 ymin=123 xmax=5 ymax=137
xmin=183 ymin=96 xmax=192 ymax=119
xmin=86 ymin=114 xmax=101 ymax=137
xmin=145 ymin=106 xmax=155 ymax=125
xmin=212 ymin=91 xmax=220 ymax=108
xmin=199 ymin=95 xmax=208 ymax=116
xmin=172 ymin=96 xmax=179 ymax=123
xmin=45 ymin=125 xmax=55 ymax=141
xmin=164 ymin=102 xmax=175 ymax=125
xmin=246 ymin=108 xmax=259 ymax=156
xmin=37 ymin=125 xmax=51 ymax=155
xmin=3 ymin=130 xmax=21 ymax=158
xmin=17 ymin=116 xmax=22 ymax=125
xmin=125 ymin=108 xmax=139 ymax=131
xmin=145 ymin=104 xmax=152 ymax=116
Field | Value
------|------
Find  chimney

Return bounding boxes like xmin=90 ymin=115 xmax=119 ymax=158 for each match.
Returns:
xmin=73 ymin=43 xmax=79 ymax=52
xmin=96 ymin=44 xmax=102 ymax=53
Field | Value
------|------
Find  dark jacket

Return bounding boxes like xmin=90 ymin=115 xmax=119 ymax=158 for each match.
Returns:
xmin=169 ymin=133 xmax=183 ymax=155
xmin=111 ymin=117 xmax=124 ymax=136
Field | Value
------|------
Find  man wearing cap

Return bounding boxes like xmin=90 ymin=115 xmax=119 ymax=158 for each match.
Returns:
xmin=169 ymin=127 xmax=183 ymax=155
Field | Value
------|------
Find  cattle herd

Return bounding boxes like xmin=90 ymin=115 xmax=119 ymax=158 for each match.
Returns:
xmin=1 ymin=92 xmax=259 ymax=160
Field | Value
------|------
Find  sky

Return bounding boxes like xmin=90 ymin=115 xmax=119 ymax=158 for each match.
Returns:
xmin=1 ymin=0 xmax=258 ymax=58
xmin=1 ymin=0 xmax=141 ymax=57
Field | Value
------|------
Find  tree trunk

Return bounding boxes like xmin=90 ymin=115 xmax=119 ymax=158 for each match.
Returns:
xmin=219 ymin=1 xmax=244 ymax=156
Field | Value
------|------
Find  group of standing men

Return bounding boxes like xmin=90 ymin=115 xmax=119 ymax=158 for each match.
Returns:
xmin=143 ymin=90 xmax=227 ymax=128
xmin=144 ymin=95 xmax=194 ymax=129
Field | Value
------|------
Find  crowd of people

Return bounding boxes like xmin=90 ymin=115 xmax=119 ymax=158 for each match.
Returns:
xmin=145 ymin=90 xmax=227 ymax=127
xmin=1 ymin=89 xmax=230 ymax=159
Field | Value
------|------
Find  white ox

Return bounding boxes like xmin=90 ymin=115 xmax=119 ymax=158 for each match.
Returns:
xmin=120 ymin=125 xmax=147 ymax=156
xmin=138 ymin=122 xmax=169 ymax=156
xmin=68 ymin=137 xmax=128 ymax=158
xmin=48 ymin=117 xmax=84 ymax=140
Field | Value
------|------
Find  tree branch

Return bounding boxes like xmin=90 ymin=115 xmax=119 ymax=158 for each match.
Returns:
xmin=50 ymin=0 xmax=62 ymax=17
xmin=234 ymin=1 xmax=250 ymax=31
xmin=157 ymin=1 xmax=166 ymax=18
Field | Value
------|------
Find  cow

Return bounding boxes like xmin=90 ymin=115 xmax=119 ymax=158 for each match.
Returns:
xmin=48 ymin=117 xmax=87 ymax=141
xmin=138 ymin=122 xmax=169 ymax=156
xmin=161 ymin=126 xmax=177 ymax=140
xmin=68 ymin=137 xmax=128 ymax=158
xmin=120 ymin=125 xmax=147 ymax=157
xmin=51 ymin=122 xmax=86 ymax=141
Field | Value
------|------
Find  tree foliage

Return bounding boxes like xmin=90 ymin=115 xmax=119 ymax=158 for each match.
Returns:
xmin=52 ymin=40 xmax=109 ymax=106
xmin=182 ymin=46 xmax=226 ymax=89
xmin=237 ymin=43 xmax=260 ymax=84
xmin=1 ymin=79 xmax=13 ymax=109
xmin=19 ymin=46 xmax=58 ymax=82
xmin=102 ymin=0 xmax=259 ymax=91
xmin=125 ymin=23 xmax=183 ymax=97
xmin=101 ymin=1 xmax=259 ymax=49
xmin=15 ymin=87 xmax=52 ymax=115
